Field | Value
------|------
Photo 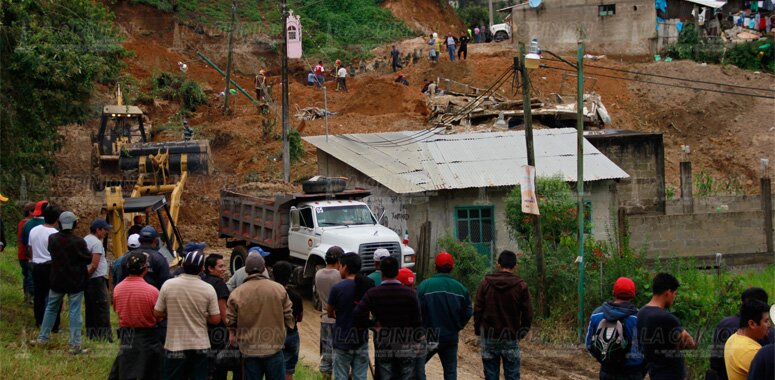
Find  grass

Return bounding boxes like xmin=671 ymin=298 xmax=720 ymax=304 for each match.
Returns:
xmin=0 ymin=247 xmax=322 ymax=379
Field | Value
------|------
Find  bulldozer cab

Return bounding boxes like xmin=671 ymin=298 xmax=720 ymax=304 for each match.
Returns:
xmin=105 ymin=191 xmax=184 ymax=266
xmin=97 ymin=105 xmax=147 ymax=157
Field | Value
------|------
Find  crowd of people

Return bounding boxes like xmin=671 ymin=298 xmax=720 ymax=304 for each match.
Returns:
xmin=4 ymin=196 xmax=773 ymax=380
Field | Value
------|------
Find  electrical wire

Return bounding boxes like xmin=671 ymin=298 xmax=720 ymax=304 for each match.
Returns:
xmin=541 ymin=53 xmax=775 ymax=93
xmin=540 ymin=64 xmax=775 ymax=100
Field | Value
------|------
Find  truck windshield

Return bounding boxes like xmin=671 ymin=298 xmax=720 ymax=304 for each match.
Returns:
xmin=316 ymin=205 xmax=376 ymax=226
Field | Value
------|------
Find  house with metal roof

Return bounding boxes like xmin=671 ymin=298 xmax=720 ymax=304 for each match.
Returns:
xmin=304 ymin=128 xmax=630 ymax=259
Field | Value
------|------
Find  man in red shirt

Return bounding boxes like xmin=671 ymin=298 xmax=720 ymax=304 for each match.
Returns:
xmin=16 ymin=202 xmax=35 ymax=303
xmin=109 ymin=251 xmax=163 ymax=380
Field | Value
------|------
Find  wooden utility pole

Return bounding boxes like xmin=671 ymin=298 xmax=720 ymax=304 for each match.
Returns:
xmin=281 ymin=0 xmax=290 ymax=182
xmin=223 ymin=0 xmax=236 ymax=113
xmin=488 ymin=0 xmax=494 ymax=29
xmin=519 ymin=43 xmax=547 ymax=317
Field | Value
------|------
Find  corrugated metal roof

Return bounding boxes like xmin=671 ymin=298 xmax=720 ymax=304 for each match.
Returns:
xmin=304 ymin=128 xmax=629 ymax=194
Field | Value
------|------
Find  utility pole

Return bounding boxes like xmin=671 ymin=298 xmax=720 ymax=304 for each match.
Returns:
xmin=223 ymin=0 xmax=236 ymax=113
xmin=519 ymin=42 xmax=547 ymax=318
xmin=488 ymin=0 xmax=494 ymax=29
xmin=281 ymin=0 xmax=290 ymax=182
xmin=576 ymin=41 xmax=586 ymax=342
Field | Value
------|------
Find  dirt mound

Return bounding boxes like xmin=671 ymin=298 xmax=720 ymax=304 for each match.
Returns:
xmin=340 ymin=77 xmax=429 ymax=116
xmin=382 ymin=0 xmax=466 ymax=36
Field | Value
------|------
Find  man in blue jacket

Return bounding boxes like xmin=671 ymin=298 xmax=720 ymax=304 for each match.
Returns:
xmin=417 ymin=252 xmax=473 ymax=380
xmin=586 ymin=277 xmax=645 ymax=380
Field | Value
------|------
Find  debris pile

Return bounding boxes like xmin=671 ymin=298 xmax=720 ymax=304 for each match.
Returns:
xmin=295 ymin=107 xmax=337 ymax=120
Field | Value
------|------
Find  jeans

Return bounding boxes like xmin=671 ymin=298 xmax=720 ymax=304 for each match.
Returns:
xmin=426 ymin=340 xmax=459 ymax=380
xmin=337 ymin=77 xmax=347 ymax=92
xmin=244 ymin=351 xmax=285 ymax=380
xmin=85 ymin=276 xmax=112 ymax=341
xmin=163 ymin=349 xmax=209 ymax=380
xmin=447 ymin=45 xmax=456 ymax=61
xmin=481 ymin=338 xmax=520 ymax=380
xmin=316 ymin=74 xmax=324 ymax=88
xmin=458 ymin=47 xmax=467 ymax=60
xmin=283 ymin=329 xmax=300 ymax=374
xmin=375 ymin=354 xmax=413 ymax=380
xmin=412 ymin=340 xmax=427 ymax=380
xmin=333 ymin=343 xmax=369 ymax=380
xmin=33 ymin=263 xmax=60 ymax=330
xmin=38 ymin=290 xmax=83 ymax=347
xmin=320 ymin=323 xmax=335 ymax=374
xmin=19 ymin=259 xmax=33 ymax=296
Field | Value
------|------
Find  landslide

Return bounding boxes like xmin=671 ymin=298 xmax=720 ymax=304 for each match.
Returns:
xmin=382 ymin=0 xmax=466 ymax=36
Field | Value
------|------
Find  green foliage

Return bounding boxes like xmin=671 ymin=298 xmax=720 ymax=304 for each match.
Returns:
xmin=505 ymin=176 xmax=590 ymax=247
xmin=664 ymin=22 xmax=774 ymax=73
xmin=149 ymin=71 xmax=207 ymax=112
xmin=0 ymin=0 xmax=129 ymax=201
xmin=437 ymin=236 xmax=491 ymax=296
xmin=665 ymin=185 xmax=676 ymax=200
xmin=289 ymin=128 xmax=305 ymax=163
xmin=694 ymin=170 xmax=745 ymax=196
xmin=456 ymin=5 xmax=495 ymax=27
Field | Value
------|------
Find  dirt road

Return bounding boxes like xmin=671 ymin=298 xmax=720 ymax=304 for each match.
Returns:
xmin=295 ymin=298 xmax=598 ymax=379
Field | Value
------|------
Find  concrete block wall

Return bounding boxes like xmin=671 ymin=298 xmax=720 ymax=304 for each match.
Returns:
xmin=510 ymin=0 xmax=657 ymax=55
xmin=628 ymin=211 xmax=766 ymax=258
xmin=665 ymin=195 xmax=774 ymax=215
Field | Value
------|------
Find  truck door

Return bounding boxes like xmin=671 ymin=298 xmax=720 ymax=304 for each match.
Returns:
xmin=289 ymin=206 xmax=316 ymax=260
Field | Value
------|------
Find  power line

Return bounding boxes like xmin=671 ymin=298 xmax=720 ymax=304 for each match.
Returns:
xmin=540 ymin=64 xmax=775 ymax=100
xmin=541 ymin=56 xmax=775 ymax=93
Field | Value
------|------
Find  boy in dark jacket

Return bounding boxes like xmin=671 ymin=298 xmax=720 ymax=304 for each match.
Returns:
xmin=474 ymin=250 xmax=532 ymax=380
xmin=33 ymin=211 xmax=93 ymax=355
xmin=585 ymin=277 xmax=645 ymax=379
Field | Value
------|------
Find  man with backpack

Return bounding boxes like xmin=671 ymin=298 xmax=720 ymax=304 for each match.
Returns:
xmin=586 ymin=277 xmax=645 ymax=380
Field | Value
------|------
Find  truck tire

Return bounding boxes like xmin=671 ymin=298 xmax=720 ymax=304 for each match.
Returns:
xmin=230 ymin=245 xmax=247 ymax=275
xmin=494 ymin=31 xmax=509 ymax=42
xmin=302 ymin=177 xmax=346 ymax=194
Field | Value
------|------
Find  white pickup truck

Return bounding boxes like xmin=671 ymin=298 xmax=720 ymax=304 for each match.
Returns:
xmin=219 ymin=183 xmax=416 ymax=287
xmin=491 ymin=23 xmax=512 ymax=42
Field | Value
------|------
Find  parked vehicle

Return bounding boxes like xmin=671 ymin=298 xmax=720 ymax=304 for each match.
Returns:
xmin=491 ymin=22 xmax=512 ymax=42
xmin=219 ymin=177 xmax=416 ymax=289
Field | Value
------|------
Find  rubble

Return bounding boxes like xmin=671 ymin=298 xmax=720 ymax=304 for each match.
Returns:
xmin=294 ymin=106 xmax=337 ymax=120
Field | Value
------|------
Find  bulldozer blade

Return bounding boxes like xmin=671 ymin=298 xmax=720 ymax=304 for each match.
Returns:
xmin=118 ymin=140 xmax=212 ymax=175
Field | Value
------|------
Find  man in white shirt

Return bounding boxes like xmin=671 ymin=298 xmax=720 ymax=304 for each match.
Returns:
xmin=84 ymin=218 xmax=113 ymax=342
xmin=337 ymin=66 xmax=348 ymax=93
xmin=29 ymin=205 xmax=61 ymax=329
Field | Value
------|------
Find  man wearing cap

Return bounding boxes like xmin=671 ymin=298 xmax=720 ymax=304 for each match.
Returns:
xmin=226 ymin=252 xmax=293 ymax=380
xmin=133 ymin=226 xmax=170 ymax=290
xmin=368 ymin=248 xmax=391 ymax=286
xmin=33 ymin=211 xmax=92 ymax=355
xmin=585 ymin=277 xmax=645 ymax=380
xmin=226 ymin=246 xmax=270 ymax=291
xmin=84 ymin=218 xmax=113 ymax=342
xmin=109 ymin=251 xmax=163 ymax=379
xmin=112 ymin=234 xmax=141 ymax=287
xmin=397 ymin=268 xmax=426 ymax=380
xmin=154 ymin=250 xmax=221 ymax=380
xmin=474 ymin=250 xmax=532 ymax=380
xmin=417 ymin=252 xmax=473 ymax=380
xmin=28 ymin=203 xmax=61 ymax=330
xmin=355 ymin=256 xmax=422 ymax=379
xmin=16 ymin=202 xmax=36 ymax=303
xmin=315 ymin=246 xmax=343 ymax=380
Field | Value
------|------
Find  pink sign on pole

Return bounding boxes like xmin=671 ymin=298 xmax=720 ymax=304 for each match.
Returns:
xmin=287 ymin=11 xmax=302 ymax=59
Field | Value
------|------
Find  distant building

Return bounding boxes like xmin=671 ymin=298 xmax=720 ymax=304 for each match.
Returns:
xmin=305 ymin=128 xmax=629 ymax=257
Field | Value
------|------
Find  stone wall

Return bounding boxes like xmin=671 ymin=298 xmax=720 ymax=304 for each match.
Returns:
xmin=665 ymin=195 xmax=775 ymax=215
xmin=587 ymin=131 xmax=665 ymax=214
xmin=628 ymin=211 xmax=767 ymax=258
xmin=509 ymin=0 xmax=657 ymax=55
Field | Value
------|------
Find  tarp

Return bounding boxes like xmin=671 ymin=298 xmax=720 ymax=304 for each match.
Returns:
xmin=682 ymin=0 xmax=727 ymax=8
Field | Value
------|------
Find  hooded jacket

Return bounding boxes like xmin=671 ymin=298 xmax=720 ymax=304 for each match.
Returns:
xmin=585 ymin=300 xmax=645 ymax=370
xmin=48 ymin=230 xmax=92 ymax=294
xmin=474 ymin=271 xmax=532 ymax=340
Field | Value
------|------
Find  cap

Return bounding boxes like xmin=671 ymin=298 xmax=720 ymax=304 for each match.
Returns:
xmin=183 ymin=250 xmax=205 ymax=268
xmin=373 ymin=248 xmax=391 ymax=262
xmin=245 ymin=253 xmax=266 ymax=275
xmin=33 ymin=200 xmax=49 ymax=217
xmin=59 ymin=211 xmax=78 ymax=230
xmin=613 ymin=277 xmax=636 ymax=300
xmin=127 ymin=234 xmax=141 ymax=249
xmin=125 ymin=251 xmax=148 ymax=272
xmin=0 ymin=193 xmax=8 ymax=202
xmin=397 ymin=268 xmax=416 ymax=287
xmin=248 ymin=246 xmax=270 ymax=257
xmin=183 ymin=242 xmax=206 ymax=253
xmin=90 ymin=218 xmax=112 ymax=230
xmin=139 ymin=225 xmax=159 ymax=239
xmin=435 ymin=252 xmax=454 ymax=268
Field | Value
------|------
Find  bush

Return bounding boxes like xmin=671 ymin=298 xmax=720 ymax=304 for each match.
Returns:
xmin=437 ymin=236 xmax=491 ymax=296
xmin=456 ymin=5 xmax=495 ymax=27
xmin=150 ymin=71 xmax=207 ymax=112
xmin=289 ymin=128 xmax=305 ymax=163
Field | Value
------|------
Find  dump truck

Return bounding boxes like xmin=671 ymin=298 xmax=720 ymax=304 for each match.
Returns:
xmin=219 ymin=178 xmax=416 ymax=304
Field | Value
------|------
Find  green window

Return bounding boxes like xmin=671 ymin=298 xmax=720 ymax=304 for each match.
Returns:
xmin=455 ymin=206 xmax=495 ymax=256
